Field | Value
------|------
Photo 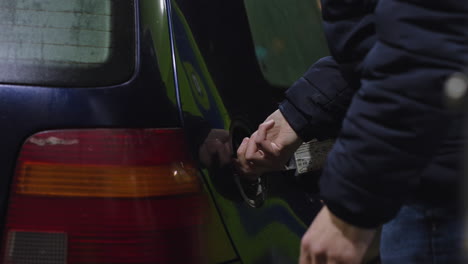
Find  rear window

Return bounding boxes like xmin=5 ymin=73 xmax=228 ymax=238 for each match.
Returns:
xmin=0 ymin=0 xmax=135 ymax=87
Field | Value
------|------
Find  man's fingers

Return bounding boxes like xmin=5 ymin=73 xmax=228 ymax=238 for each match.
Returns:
xmin=254 ymin=119 xmax=283 ymax=158
xmin=236 ymin=137 xmax=249 ymax=160
xmin=245 ymin=131 xmax=262 ymax=162
xmin=312 ymin=254 xmax=328 ymax=264
xmin=256 ymin=138 xmax=282 ymax=159
xmin=235 ymin=137 xmax=253 ymax=174
xmin=245 ymin=131 xmax=279 ymax=168
xmin=302 ymin=243 xmax=329 ymax=264
xmin=299 ymin=249 xmax=310 ymax=264
xmin=256 ymin=119 xmax=275 ymax=142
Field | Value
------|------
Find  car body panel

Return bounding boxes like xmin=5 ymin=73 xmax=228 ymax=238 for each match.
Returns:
xmin=0 ymin=0 xmax=380 ymax=263
xmin=1 ymin=1 xmax=238 ymax=263
xmin=170 ymin=0 xmax=328 ymax=263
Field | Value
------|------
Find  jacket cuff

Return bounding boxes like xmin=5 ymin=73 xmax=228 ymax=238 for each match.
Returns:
xmin=279 ymin=99 xmax=330 ymax=142
xmin=279 ymin=99 xmax=311 ymax=141
xmin=323 ymin=199 xmax=383 ymax=229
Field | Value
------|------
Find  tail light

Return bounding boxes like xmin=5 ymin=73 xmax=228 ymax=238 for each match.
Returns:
xmin=2 ymin=129 xmax=209 ymax=264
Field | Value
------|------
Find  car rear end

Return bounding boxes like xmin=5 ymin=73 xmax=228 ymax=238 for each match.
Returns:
xmin=0 ymin=0 xmax=237 ymax=263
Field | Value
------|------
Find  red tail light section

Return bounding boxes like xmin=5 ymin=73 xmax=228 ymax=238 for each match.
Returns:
xmin=2 ymin=129 xmax=209 ymax=264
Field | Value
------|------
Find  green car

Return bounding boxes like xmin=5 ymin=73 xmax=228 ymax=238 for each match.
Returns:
xmin=0 ymin=0 xmax=379 ymax=263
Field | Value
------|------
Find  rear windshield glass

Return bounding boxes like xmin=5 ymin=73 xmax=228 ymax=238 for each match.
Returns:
xmin=0 ymin=0 xmax=135 ymax=87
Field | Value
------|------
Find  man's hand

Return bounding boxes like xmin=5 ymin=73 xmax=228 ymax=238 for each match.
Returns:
xmin=300 ymin=206 xmax=376 ymax=264
xmin=235 ymin=109 xmax=302 ymax=179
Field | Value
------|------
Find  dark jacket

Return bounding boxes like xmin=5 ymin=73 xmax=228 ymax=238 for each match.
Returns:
xmin=279 ymin=0 xmax=468 ymax=228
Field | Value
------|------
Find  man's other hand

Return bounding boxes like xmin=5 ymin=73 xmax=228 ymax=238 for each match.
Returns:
xmin=300 ymin=206 xmax=376 ymax=264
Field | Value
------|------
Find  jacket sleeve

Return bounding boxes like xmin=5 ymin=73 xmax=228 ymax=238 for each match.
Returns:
xmin=281 ymin=0 xmax=466 ymax=228
xmin=321 ymin=0 xmax=377 ymax=71
xmin=279 ymin=0 xmax=377 ymax=142
xmin=279 ymin=57 xmax=354 ymax=141
xmin=319 ymin=0 xmax=467 ymax=228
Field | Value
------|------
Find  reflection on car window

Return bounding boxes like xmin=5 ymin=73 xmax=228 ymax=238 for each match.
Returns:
xmin=244 ymin=0 xmax=329 ymax=87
